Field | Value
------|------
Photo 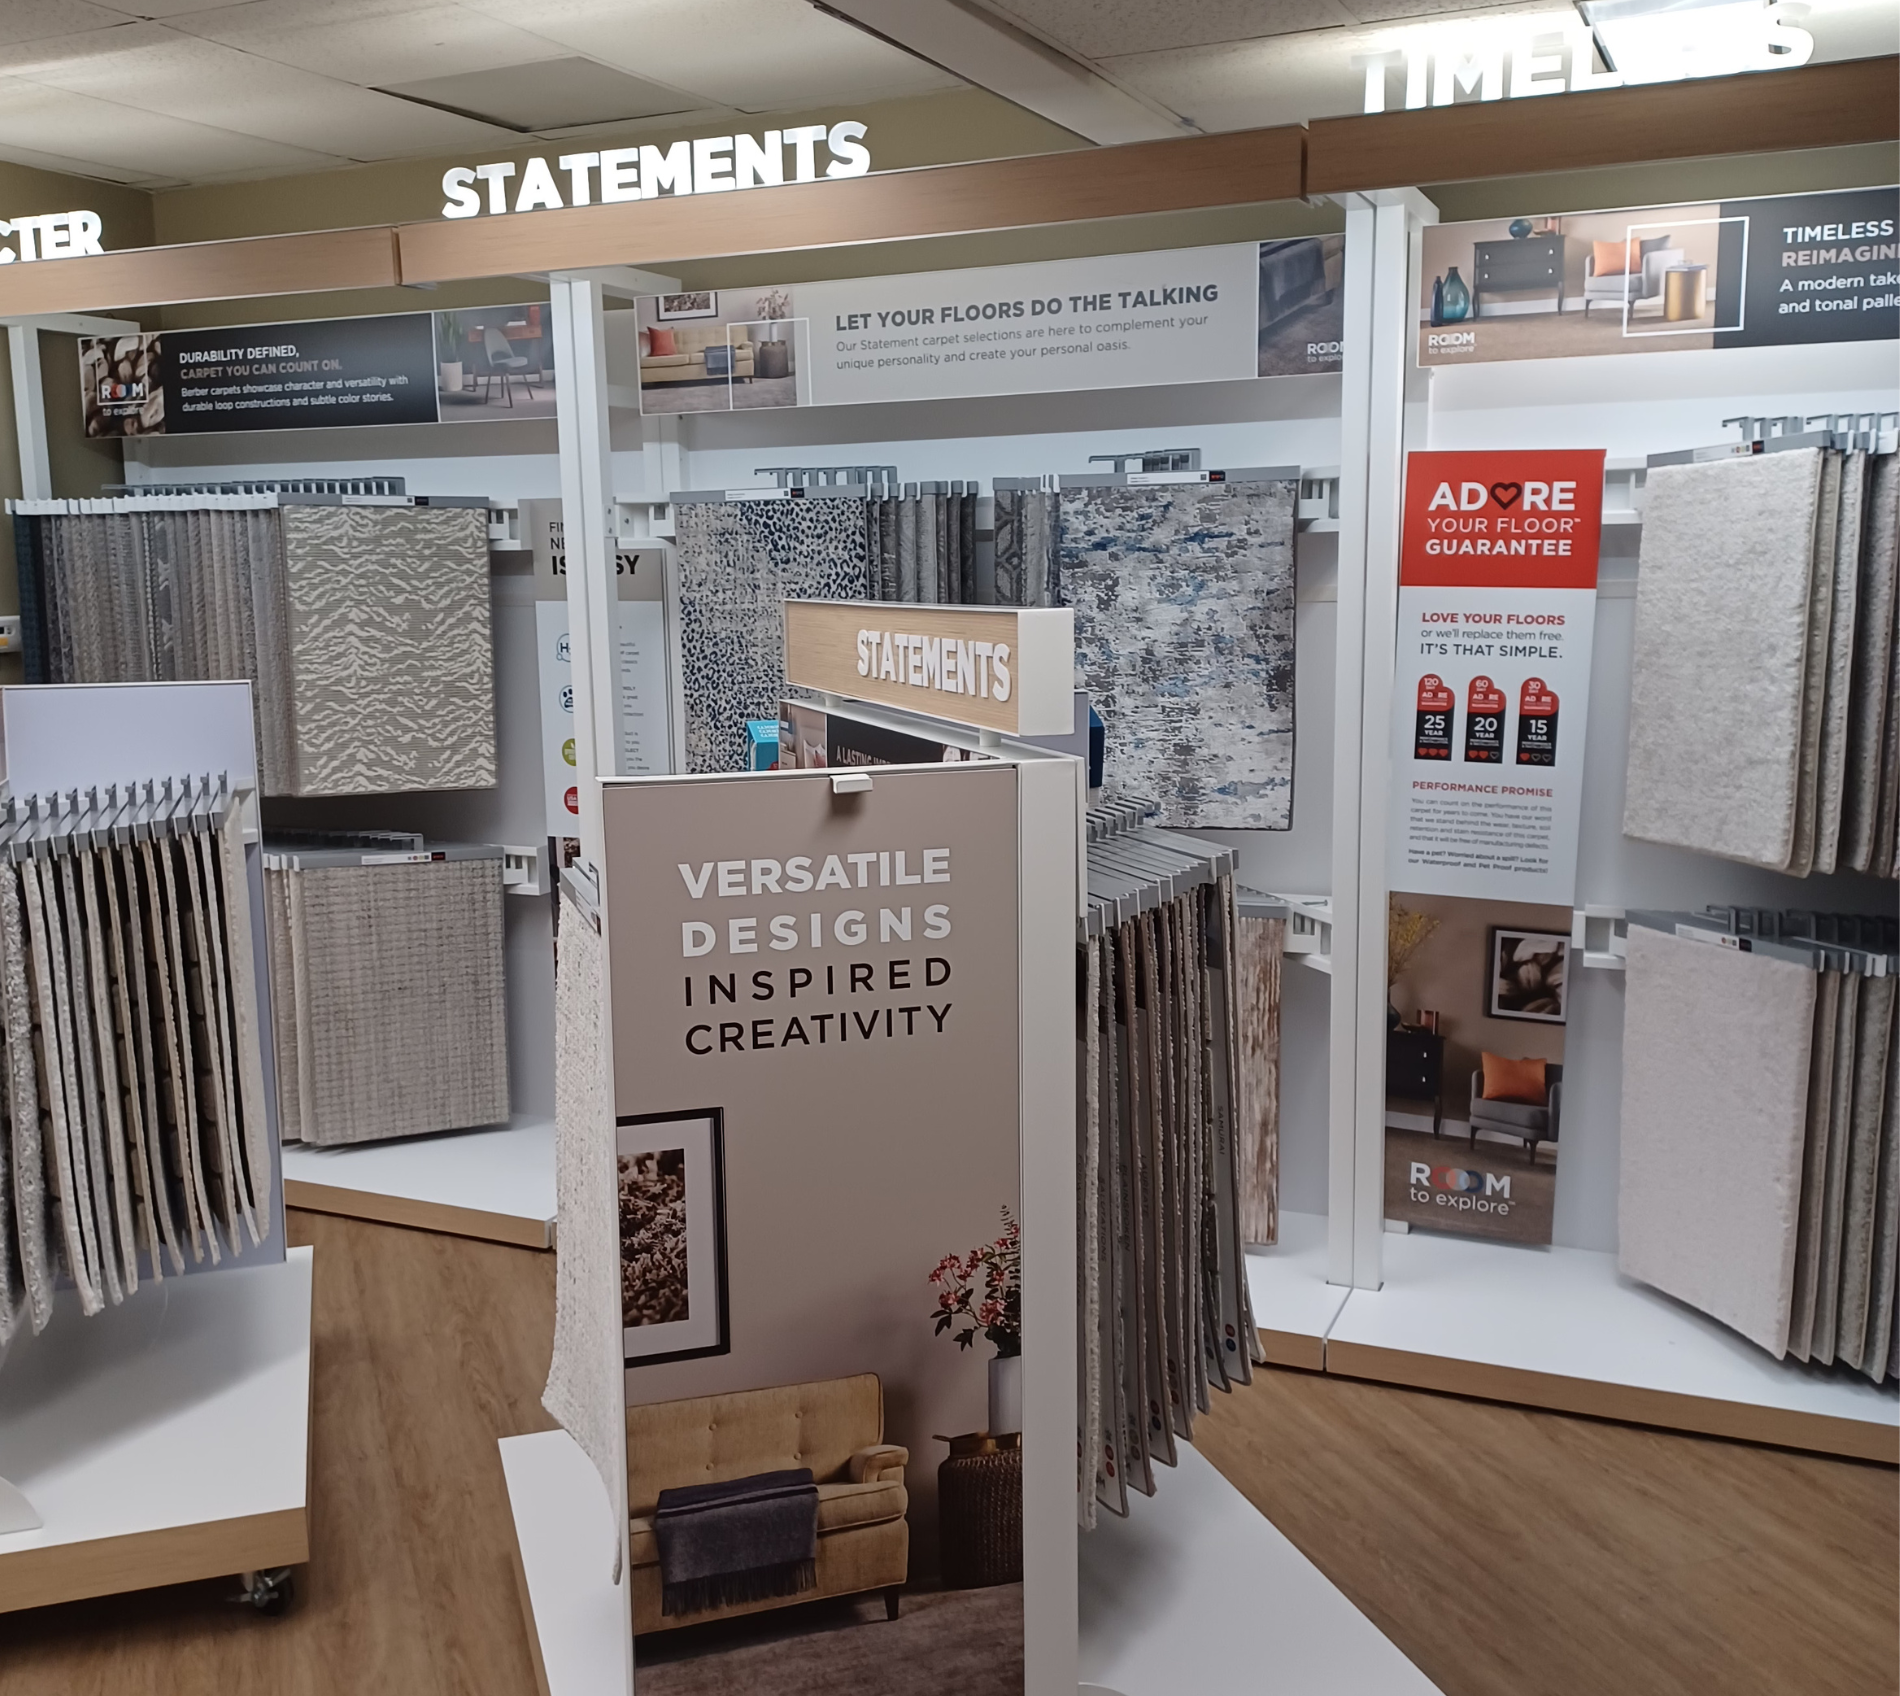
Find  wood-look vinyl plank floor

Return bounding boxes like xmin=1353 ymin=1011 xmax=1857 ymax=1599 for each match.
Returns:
xmin=1193 ymin=1364 xmax=1900 ymax=1696
xmin=3 ymin=1215 xmax=1893 ymax=1696
xmin=0 ymin=1211 xmax=558 ymax=1696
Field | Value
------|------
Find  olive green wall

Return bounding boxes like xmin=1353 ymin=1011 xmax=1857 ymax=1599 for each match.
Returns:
xmin=150 ymin=88 xmax=1083 ymax=245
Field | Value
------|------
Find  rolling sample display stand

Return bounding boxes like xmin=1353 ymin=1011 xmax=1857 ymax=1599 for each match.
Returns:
xmin=0 ymin=681 xmax=313 ymax=1614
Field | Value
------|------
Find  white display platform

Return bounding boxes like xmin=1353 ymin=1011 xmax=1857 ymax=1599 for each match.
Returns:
xmin=1325 ymin=1230 xmax=1900 ymax=1463
xmin=503 ymin=1423 xmax=1435 ymax=1696
xmin=0 ymin=1246 xmax=314 ymax=1612
xmin=1079 ymin=1440 xmax=1440 ymax=1696
xmin=282 ymin=1117 xmax=557 ymax=1249
xmin=501 ymin=1429 xmax=631 ymax=1696
xmin=1246 ymin=1210 xmax=1351 ymax=1371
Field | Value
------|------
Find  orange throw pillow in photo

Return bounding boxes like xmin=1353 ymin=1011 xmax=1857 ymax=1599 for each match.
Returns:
xmin=1481 ymin=1052 xmax=1548 ymax=1105
xmin=1591 ymin=238 xmax=1633 ymax=276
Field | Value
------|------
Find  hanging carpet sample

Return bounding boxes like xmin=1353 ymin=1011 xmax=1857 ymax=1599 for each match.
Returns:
xmin=1844 ymin=454 xmax=1898 ymax=872
xmin=1814 ymin=452 xmax=1866 ymax=874
xmin=279 ymin=504 xmax=496 ymax=795
xmin=994 ymin=482 xmax=1057 ymax=608
xmin=543 ymin=887 xmax=626 ymax=1582
xmin=1624 ymin=450 xmax=1826 ymax=871
xmin=266 ymin=852 xmax=508 ymax=1146
xmin=1059 ymin=473 xmax=1297 ymax=829
xmin=1617 ymin=924 xmax=1815 ymax=1356
xmin=1233 ymin=907 xmax=1283 ymax=1248
xmin=1785 ymin=450 xmax=1841 ymax=879
xmin=1786 ymin=970 xmax=1841 ymax=1362
xmin=673 ymin=492 xmax=871 ymax=773
xmin=1834 ymin=975 xmax=1895 ymax=1370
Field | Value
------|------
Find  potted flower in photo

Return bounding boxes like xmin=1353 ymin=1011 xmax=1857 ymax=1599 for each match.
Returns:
xmin=928 ymin=1207 xmax=1022 ymax=1435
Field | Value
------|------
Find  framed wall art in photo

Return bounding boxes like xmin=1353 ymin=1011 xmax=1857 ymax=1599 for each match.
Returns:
xmin=655 ymin=291 xmax=719 ymax=321
xmin=618 ymin=1108 xmax=730 ymax=1366
xmin=1486 ymin=928 xmax=1569 ymax=1024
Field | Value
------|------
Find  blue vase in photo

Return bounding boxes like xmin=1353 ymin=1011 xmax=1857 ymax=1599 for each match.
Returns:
xmin=1441 ymin=266 xmax=1471 ymax=323
xmin=1509 ymin=218 xmax=1534 ymax=240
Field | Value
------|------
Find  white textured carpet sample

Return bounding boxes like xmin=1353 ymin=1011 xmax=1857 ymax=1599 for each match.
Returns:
xmin=1868 ymin=1000 xmax=1900 ymax=1382
xmin=1624 ymin=450 xmax=1824 ymax=869
xmin=279 ymin=505 xmax=497 ymax=796
xmin=542 ymin=892 xmax=626 ymax=1582
xmin=1617 ymin=926 xmax=1815 ymax=1354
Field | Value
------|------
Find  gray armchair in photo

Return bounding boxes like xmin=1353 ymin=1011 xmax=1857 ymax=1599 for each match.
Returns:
xmin=1582 ymin=241 xmax=1683 ymax=317
xmin=1467 ymin=1063 xmax=1562 ymax=1162
xmin=480 ymin=325 xmax=536 ymax=406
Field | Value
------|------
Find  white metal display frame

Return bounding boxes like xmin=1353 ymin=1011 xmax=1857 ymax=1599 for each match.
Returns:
xmin=1298 ymin=171 xmax=1900 ymax=1463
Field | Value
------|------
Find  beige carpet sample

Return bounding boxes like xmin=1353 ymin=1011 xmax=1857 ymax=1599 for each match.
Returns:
xmin=1625 ymin=450 xmax=1825 ymax=870
xmin=1844 ymin=453 xmax=1898 ymax=872
xmin=542 ymin=891 xmax=626 ymax=1581
xmin=274 ymin=856 xmax=509 ymax=1146
xmin=1811 ymin=973 xmax=1861 ymax=1366
xmin=1618 ymin=925 xmax=1816 ymax=1355
xmin=1786 ymin=970 xmax=1841 ymax=1362
xmin=1235 ymin=913 xmax=1283 ymax=1248
xmin=1814 ymin=452 xmax=1865 ymax=873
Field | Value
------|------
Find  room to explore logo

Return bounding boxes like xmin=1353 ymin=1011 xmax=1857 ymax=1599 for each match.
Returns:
xmin=1409 ymin=1161 xmax=1514 ymax=1215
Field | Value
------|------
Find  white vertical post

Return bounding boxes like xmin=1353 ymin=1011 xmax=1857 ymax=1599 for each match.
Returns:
xmin=8 ymin=324 xmax=51 ymax=501
xmin=550 ymin=277 xmax=621 ymax=872
xmin=1016 ymin=754 xmax=1079 ymax=1696
xmin=1327 ymin=190 xmax=1437 ymax=1292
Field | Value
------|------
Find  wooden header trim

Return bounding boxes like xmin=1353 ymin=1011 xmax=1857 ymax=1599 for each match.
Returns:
xmin=394 ymin=126 xmax=1304 ymax=285
xmin=0 ymin=224 xmax=399 ymax=320
xmin=0 ymin=59 xmax=1889 ymax=317
xmin=1308 ymin=57 xmax=1898 ymax=195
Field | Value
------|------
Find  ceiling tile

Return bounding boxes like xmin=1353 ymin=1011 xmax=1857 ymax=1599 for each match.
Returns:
xmin=170 ymin=0 xmax=579 ymax=88
xmin=0 ymin=71 xmax=342 ymax=180
xmin=455 ymin=0 xmax=961 ymax=111
xmin=382 ymin=56 xmax=695 ymax=130
xmin=982 ymin=0 xmax=1359 ymax=58
xmin=0 ymin=1 xmax=133 ymax=46
xmin=0 ymin=22 xmax=526 ymax=158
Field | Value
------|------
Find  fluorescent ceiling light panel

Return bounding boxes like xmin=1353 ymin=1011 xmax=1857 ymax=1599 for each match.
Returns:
xmin=380 ymin=56 xmax=695 ymax=131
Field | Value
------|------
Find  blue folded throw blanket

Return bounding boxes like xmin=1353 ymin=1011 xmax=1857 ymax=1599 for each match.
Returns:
xmin=654 ymin=1467 xmax=819 ymax=1617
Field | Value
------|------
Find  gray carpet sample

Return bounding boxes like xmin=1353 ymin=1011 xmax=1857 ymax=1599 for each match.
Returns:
xmin=1625 ymin=450 xmax=1825 ymax=870
xmin=1867 ymin=996 xmax=1900 ymax=1382
xmin=1810 ymin=973 xmax=1860 ymax=1366
xmin=280 ymin=504 xmax=497 ymax=795
xmin=1618 ymin=926 xmax=1815 ymax=1355
xmin=274 ymin=858 xmax=509 ymax=1146
xmin=1060 ymin=478 xmax=1297 ymax=830
xmin=1834 ymin=975 xmax=1895 ymax=1370
xmin=1844 ymin=453 xmax=1899 ymax=872
xmin=1235 ymin=915 xmax=1283 ymax=1248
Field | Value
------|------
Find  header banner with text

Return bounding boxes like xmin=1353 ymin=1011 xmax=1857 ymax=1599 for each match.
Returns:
xmin=634 ymin=238 xmax=1345 ymax=415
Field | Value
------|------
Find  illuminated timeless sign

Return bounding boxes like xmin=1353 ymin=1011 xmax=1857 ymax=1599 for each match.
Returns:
xmin=440 ymin=122 xmax=871 ymax=219
xmin=1354 ymin=2 xmax=1813 ymax=111
xmin=0 ymin=210 xmax=103 ymax=262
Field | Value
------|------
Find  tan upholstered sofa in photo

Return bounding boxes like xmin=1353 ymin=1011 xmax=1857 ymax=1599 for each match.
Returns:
xmin=639 ymin=324 xmax=755 ymax=386
xmin=626 ymin=1373 xmax=909 ymax=1635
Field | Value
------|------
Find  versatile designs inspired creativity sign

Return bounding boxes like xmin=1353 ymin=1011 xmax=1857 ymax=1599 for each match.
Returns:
xmin=1388 ymin=449 xmax=1605 ymax=905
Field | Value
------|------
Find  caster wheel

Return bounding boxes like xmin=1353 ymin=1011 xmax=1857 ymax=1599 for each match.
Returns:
xmin=231 ymin=1569 xmax=294 ymax=1616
